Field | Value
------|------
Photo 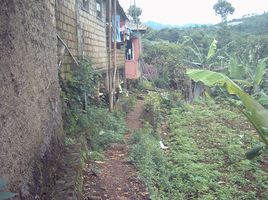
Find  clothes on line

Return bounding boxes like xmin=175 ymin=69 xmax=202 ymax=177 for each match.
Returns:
xmin=112 ymin=15 xmax=121 ymax=42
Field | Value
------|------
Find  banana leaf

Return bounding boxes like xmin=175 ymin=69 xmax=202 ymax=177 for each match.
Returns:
xmin=254 ymin=58 xmax=267 ymax=86
xmin=187 ymin=69 xmax=268 ymax=148
xmin=207 ymin=39 xmax=218 ymax=60
xmin=229 ymin=57 xmax=245 ymax=79
xmin=258 ymin=93 xmax=268 ymax=106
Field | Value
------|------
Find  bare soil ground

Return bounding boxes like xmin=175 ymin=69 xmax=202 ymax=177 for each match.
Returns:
xmin=82 ymin=100 xmax=150 ymax=200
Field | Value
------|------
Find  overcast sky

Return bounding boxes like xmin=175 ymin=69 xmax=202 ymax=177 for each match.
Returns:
xmin=118 ymin=0 xmax=268 ymax=25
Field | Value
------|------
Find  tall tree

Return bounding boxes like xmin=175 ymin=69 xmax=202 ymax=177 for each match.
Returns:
xmin=213 ymin=0 xmax=235 ymax=23
xmin=128 ymin=5 xmax=142 ymax=23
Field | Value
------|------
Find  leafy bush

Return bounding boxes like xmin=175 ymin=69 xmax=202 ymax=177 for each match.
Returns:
xmin=89 ymin=151 xmax=105 ymax=161
xmin=137 ymin=80 xmax=154 ymax=90
xmin=144 ymin=91 xmax=184 ymax=130
xmin=160 ymin=91 xmax=184 ymax=110
xmin=142 ymin=40 xmax=187 ymax=91
xmin=120 ymin=94 xmax=137 ymax=113
xmin=61 ymin=58 xmax=100 ymax=135
xmin=84 ymin=107 xmax=126 ymax=152
xmin=144 ymin=92 xmax=162 ymax=114
xmin=127 ymin=95 xmax=137 ymax=111
xmin=154 ymin=78 xmax=169 ymax=89
xmin=63 ymin=104 xmax=126 ymax=158
xmin=144 ymin=92 xmax=162 ymax=131
xmin=59 ymin=57 xmax=126 ymax=158
xmin=65 ymin=137 xmax=76 ymax=146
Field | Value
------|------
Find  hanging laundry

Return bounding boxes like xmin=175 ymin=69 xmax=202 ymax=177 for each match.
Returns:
xmin=126 ymin=28 xmax=131 ymax=41
xmin=120 ymin=20 xmax=126 ymax=42
xmin=112 ymin=15 xmax=121 ymax=43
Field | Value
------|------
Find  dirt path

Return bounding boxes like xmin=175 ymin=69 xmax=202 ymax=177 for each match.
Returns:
xmin=82 ymin=100 xmax=149 ymax=200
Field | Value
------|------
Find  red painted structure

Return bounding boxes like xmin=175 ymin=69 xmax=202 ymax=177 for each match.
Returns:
xmin=125 ymin=36 xmax=141 ymax=79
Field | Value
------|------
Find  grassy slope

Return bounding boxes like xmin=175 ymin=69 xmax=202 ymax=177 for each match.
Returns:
xmin=131 ymin=98 xmax=268 ymax=200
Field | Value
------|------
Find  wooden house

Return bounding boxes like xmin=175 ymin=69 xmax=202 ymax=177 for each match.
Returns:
xmin=55 ymin=0 xmax=127 ymax=91
xmin=106 ymin=0 xmax=128 ymax=90
xmin=56 ymin=0 xmax=107 ymax=73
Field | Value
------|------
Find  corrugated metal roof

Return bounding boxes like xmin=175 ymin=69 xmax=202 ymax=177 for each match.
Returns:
xmin=125 ymin=21 xmax=148 ymax=32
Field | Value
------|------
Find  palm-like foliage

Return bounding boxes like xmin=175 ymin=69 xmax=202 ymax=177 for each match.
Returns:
xmin=254 ymin=58 xmax=267 ymax=87
xmin=187 ymin=69 xmax=268 ymax=158
xmin=227 ymin=56 xmax=267 ymax=92
xmin=228 ymin=57 xmax=245 ymax=79
xmin=182 ymin=37 xmax=218 ymax=69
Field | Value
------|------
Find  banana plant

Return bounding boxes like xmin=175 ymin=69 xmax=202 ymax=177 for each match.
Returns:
xmin=228 ymin=57 xmax=245 ymax=79
xmin=253 ymin=58 xmax=267 ymax=91
xmin=187 ymin=69 xmax=268 ymax=159
xmin=207 ymin=39 xmax=218 ymax=61
xmin=0 ymin=179 xmax=16 ymax=200
xmin=258 ymin=92 xmax=268 ymax=107
xmin=227 ymin=57 xmax=267 ymax=93
xmin=182 ymin=37 xmax=218 ymax=69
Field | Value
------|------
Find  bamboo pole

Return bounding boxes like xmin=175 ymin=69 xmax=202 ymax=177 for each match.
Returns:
xmin=112 ymin=0 xmax=117 ymax=99
xmin=57 ymin=34 xmax=79 ymax=67
xmin=108 ymin=0 xmax=113 ymax=112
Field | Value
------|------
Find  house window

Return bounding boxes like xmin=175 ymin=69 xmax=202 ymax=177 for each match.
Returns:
xmin=82 ymin=0 xmax=89 ymax=12
xmin=96 ymin=0 xmax=102 ymax=18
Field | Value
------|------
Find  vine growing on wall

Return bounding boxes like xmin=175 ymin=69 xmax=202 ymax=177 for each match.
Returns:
xmin=60 ymin=58 xmax=100 ymax=135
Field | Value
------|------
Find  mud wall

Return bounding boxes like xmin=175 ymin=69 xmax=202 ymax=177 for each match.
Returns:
xmin=0 ymin=0 xmax=64 ymax=199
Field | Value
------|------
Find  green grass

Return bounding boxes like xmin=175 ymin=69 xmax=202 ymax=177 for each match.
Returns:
xmin=84 ymin=107 xmax=126 ymax=152
xmin=130 ymin=123 xmax=171 ymax=199
xmin=131 ymin=98 xmax=268 ymax=200
xmin=65 ymin=106 xmax=126 ymax=161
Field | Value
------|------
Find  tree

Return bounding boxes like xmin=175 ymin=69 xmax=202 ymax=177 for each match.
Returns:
xmin=128 ymin=5 xmax=142 ymax=23
xmin=213 ymin=0 xmax=235 ymax=23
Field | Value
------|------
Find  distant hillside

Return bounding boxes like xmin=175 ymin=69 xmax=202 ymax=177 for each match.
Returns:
xmin=145 ymin=12 xmax=268 ymax=34
xmin=145 ymin=21 xmax=210 ymax=30
xmin=144 ymin=21 xmax=173 ymax=30
xmin=229 ymin=12 xmax=268 ymax=35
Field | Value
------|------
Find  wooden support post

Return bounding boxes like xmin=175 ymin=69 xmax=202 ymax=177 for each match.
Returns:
xmin=112 ymin=0 xmax=117 ymax=103
xmin=108 ymin=0 xmax=113 ymax=112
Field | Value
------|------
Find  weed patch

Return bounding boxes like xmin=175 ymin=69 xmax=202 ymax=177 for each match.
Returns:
xmin=83 ymin=107 xmax=126 ymax=152
xmin=131 ymin=99 xmax=268 ymax=199
xmin=130 ymin=123 xmax=170 ymax=199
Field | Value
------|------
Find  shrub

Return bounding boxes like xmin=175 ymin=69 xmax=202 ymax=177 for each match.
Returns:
xmin=84 ymin=107 xmax=126 ymax=152
xmin=121 ymin=94 xmax=137 ymax=113
xmin=60 ymin=58 xmax=100 ymax=136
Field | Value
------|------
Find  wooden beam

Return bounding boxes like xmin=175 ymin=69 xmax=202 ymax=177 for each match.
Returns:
xmin=108 ymin=0 xmax=113 ymax=112
xmin=112 ymin=0 xmax=117 ymax=102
